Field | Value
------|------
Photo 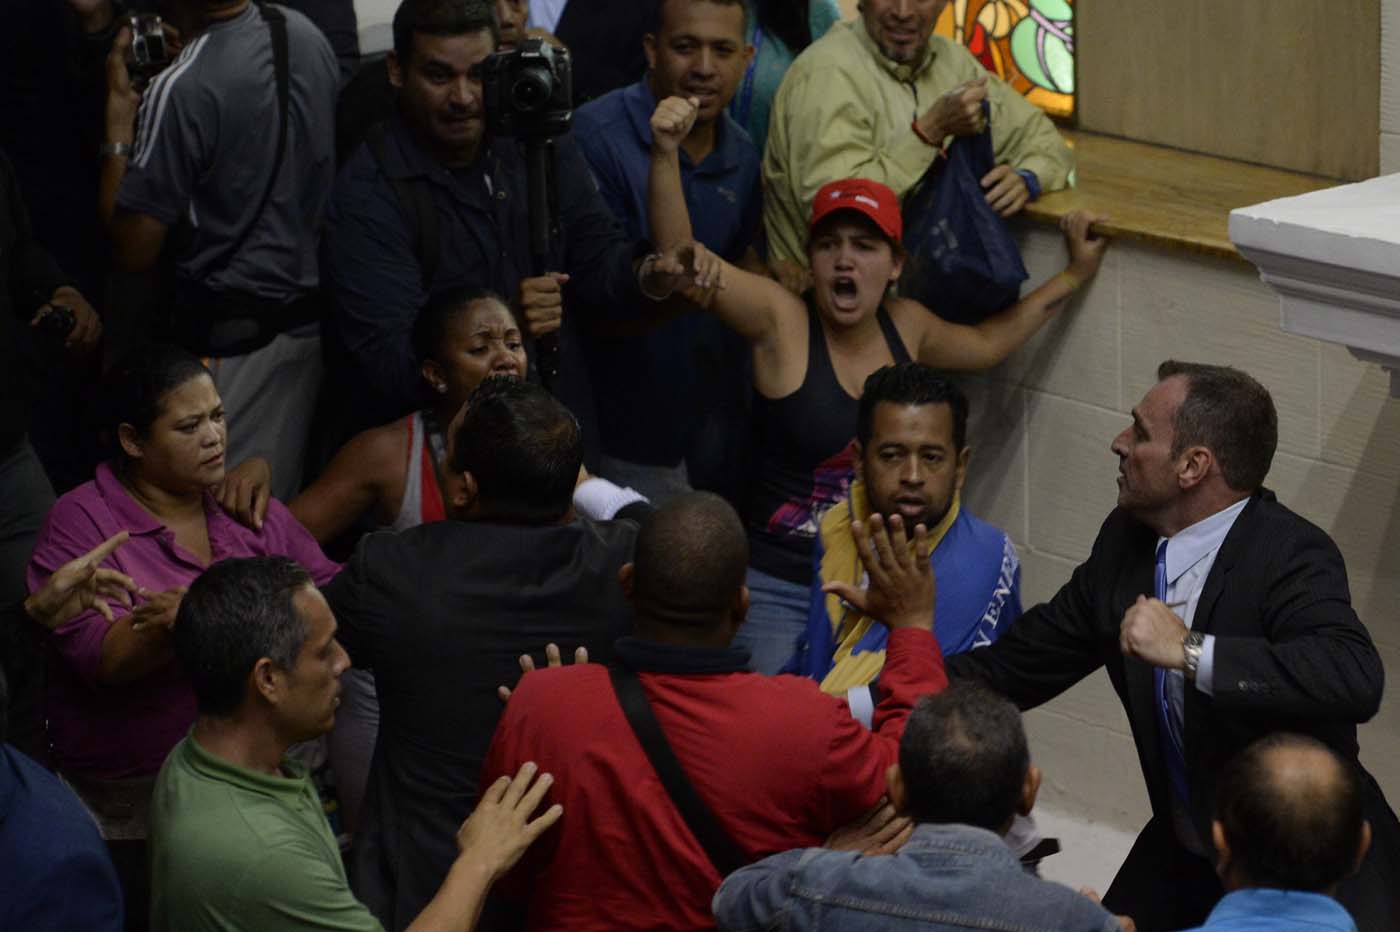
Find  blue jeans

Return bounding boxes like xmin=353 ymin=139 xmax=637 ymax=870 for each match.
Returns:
xmin=734 ymin=567 xmax=810 ymax=674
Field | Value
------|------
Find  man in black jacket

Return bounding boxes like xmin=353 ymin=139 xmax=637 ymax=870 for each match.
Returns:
xmin=323 ymin=377 xmax=649 ymax=930
xmin=947 ymin=360 xmax=1400 ymax=931
xmin=322 ymin=0 xmax=681 ymax=448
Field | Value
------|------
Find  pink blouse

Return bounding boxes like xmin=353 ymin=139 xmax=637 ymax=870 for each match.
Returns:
xmin=27 ymin=462 xmax=341 ymax=780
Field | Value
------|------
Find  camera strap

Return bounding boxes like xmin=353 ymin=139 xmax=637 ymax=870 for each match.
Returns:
xmin=608 ymin=665 xmax=747 ymax=879
xmin=211 ymin=3 xmax=290 ymax=270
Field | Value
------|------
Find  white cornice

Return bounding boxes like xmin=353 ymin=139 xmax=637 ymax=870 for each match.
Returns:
xmin=1230 ymin=174 xmax=1400 ymax=396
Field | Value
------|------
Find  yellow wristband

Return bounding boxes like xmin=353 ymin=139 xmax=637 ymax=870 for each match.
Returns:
xmin=1058 ymin=270 xmax=1083 ymax=292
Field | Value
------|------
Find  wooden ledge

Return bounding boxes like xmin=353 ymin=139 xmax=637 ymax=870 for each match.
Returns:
xmin=1024 ymin=132 xmax=1339 ymax=262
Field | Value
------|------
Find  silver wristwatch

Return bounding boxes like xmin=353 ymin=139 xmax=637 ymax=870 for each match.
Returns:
xmin=1182 ymin=631 xmax=1206 ymax=681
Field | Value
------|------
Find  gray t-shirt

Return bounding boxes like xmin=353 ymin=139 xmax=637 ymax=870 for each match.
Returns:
xmin=119 ymin=3 xmax=338 ymax=302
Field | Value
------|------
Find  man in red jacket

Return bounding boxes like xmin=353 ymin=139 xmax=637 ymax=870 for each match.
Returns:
xmin=480 ymin=491 xmax=947 ymax=931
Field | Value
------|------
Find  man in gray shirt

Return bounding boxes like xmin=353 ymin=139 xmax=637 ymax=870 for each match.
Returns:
xmin=99 ymin=0 xmax=339 ymax=498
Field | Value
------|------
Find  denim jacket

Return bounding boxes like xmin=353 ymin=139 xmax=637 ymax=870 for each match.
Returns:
xmin=713 ymin=823 xmax=1121 ymax=932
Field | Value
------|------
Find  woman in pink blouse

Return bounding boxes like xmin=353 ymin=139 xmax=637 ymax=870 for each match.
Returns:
xmin=26 ymin=344 xmax=341 ymax=843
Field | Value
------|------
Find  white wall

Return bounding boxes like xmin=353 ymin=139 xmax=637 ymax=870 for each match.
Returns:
xmin=961 ymin=225 xmax=1400 ymax=831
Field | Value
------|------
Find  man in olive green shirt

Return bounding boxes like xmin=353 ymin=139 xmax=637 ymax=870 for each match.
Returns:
xmin=763 ymin=0 xmax=1073 ymax=275
xmin=149 ymin=556 xmax=560 ymax=932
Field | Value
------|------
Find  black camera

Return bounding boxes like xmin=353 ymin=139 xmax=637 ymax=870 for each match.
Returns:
xmin=127 ymin=13 xmax=171 ymax=87
xmin=37 ymin=304 xmax=76 ymax=343
xmin=480 ymin=38 xmax=573 ymax=139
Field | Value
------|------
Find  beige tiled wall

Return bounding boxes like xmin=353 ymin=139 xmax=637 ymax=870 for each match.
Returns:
xmin=961 ymin=224 xmax=1400 ymax=830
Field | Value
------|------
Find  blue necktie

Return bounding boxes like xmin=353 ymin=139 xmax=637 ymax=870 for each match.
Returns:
xmin=1152 ymin=540 xmax=1191 ymax=805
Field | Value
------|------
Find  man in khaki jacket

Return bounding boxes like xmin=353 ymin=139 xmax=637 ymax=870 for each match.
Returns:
xmin=763 ymin=0 xmax=1072 ymax=282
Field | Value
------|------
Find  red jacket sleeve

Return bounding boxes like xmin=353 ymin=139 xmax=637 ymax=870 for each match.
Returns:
xmin=870 ymin=627 xmax=946 ymax=738
xmin=811 ymin=627 xmax=946 ymax=831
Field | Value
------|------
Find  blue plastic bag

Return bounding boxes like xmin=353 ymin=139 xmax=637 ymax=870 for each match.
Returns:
xmin=899 ymin=103 xmax=1029 ymax=324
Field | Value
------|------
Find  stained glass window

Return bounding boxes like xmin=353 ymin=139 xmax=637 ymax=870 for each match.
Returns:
xmin=934 ymin=0 xmax=1074 ymax=119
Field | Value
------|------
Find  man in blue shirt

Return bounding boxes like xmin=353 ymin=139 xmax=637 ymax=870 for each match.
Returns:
xmin=572 ymin=0 xmax=760 ymax=503
xmin=1181 ymin=734 xmax=1369 ymax=932
xmin=713 ymin=681 xmax=1129 ymax=932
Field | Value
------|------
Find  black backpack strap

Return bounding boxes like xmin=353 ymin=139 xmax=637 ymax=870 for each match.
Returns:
xmin=215 ymin=2 xmax=290 ymax=269
xmin=364 ymin=123 xmax=441 ymax=289
xmin=608 ymin=665 xmax=747 ymax=878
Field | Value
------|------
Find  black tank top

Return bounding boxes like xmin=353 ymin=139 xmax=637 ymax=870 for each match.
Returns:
xmin=746 ymin=298 xmax=912 ymax=585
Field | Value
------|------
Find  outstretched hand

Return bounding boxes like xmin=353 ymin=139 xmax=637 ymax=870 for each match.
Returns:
xmin=643 ymin=242 xmax=726 ymax=304
xmin=822 ymin=513 xmax=935 ymax=631
xmin=23 ymin=531 xmax=141 ymax=630
xmin=498 ymin=643 xmax=590 ymax=702
xmin=650 ymin=95 xmax=700 ymax=156
xmin=456 ymin=762 xmax=563 ymax=879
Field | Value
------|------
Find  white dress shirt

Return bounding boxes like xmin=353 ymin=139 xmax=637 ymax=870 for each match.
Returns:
xmin=1157 ymin=497 xmax=1249 ymax=853
xmin=1156 ymin=496 xmax=1249 ymax=706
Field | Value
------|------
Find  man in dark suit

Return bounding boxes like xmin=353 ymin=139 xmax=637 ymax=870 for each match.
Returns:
xmin=323 ymin=376 xmax=649 ymax=931
xmin=946 ymin=360 xmax=1399 ymax=932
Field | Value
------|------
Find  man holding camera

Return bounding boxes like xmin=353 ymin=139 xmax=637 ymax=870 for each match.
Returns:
xmin=100 ymin=0 xmax=339 ymax=500
xmin=323 ymin=0 xmax=682 ymax=445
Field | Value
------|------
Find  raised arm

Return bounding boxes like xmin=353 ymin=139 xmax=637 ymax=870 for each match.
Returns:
xmin=909 ymin=211 xmax=1109 ymax=371
xmin=645 ymin=95 xmax=804 ymax=349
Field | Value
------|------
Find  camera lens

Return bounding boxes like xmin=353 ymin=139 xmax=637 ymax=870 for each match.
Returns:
xmin=510 ymin=67 xmax=553 ymax=112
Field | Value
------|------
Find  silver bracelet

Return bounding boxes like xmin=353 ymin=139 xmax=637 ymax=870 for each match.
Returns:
xmin=637 ymin=253 xmax=675 ymax=302
xmin=100 ymin=141 xmax=133 ymax=159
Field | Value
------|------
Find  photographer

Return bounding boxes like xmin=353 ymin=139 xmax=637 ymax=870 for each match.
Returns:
xmin=99 ymin=0 xmax=340 ymax=501
xmin=322 ymin=0 xmax=686 ymax=445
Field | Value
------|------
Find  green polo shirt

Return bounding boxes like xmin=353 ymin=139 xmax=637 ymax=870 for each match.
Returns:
xmin=150 ymin=733 xmax=382 ymax=932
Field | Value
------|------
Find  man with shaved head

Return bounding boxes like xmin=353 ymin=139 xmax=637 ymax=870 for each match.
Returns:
xmin=481 ymin=492 xmax=948 ymax=931
xmin=1184 ymin=733 xmax=1371 ymax=931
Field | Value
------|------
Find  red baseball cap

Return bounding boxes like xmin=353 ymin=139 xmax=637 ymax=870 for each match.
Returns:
xmin=810 ymin=178 xmax=902 ymax=242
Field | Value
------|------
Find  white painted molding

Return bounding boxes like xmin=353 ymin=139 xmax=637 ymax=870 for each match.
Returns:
xmin=1229 ymin=174 xmax=1400 ymax=397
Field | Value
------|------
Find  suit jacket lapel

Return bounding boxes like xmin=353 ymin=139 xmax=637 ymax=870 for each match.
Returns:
xmin=1190 ymin=492 xmax=1263 ymax=637
xmin=1117 ymin=539 xmax=1160 ymax=742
